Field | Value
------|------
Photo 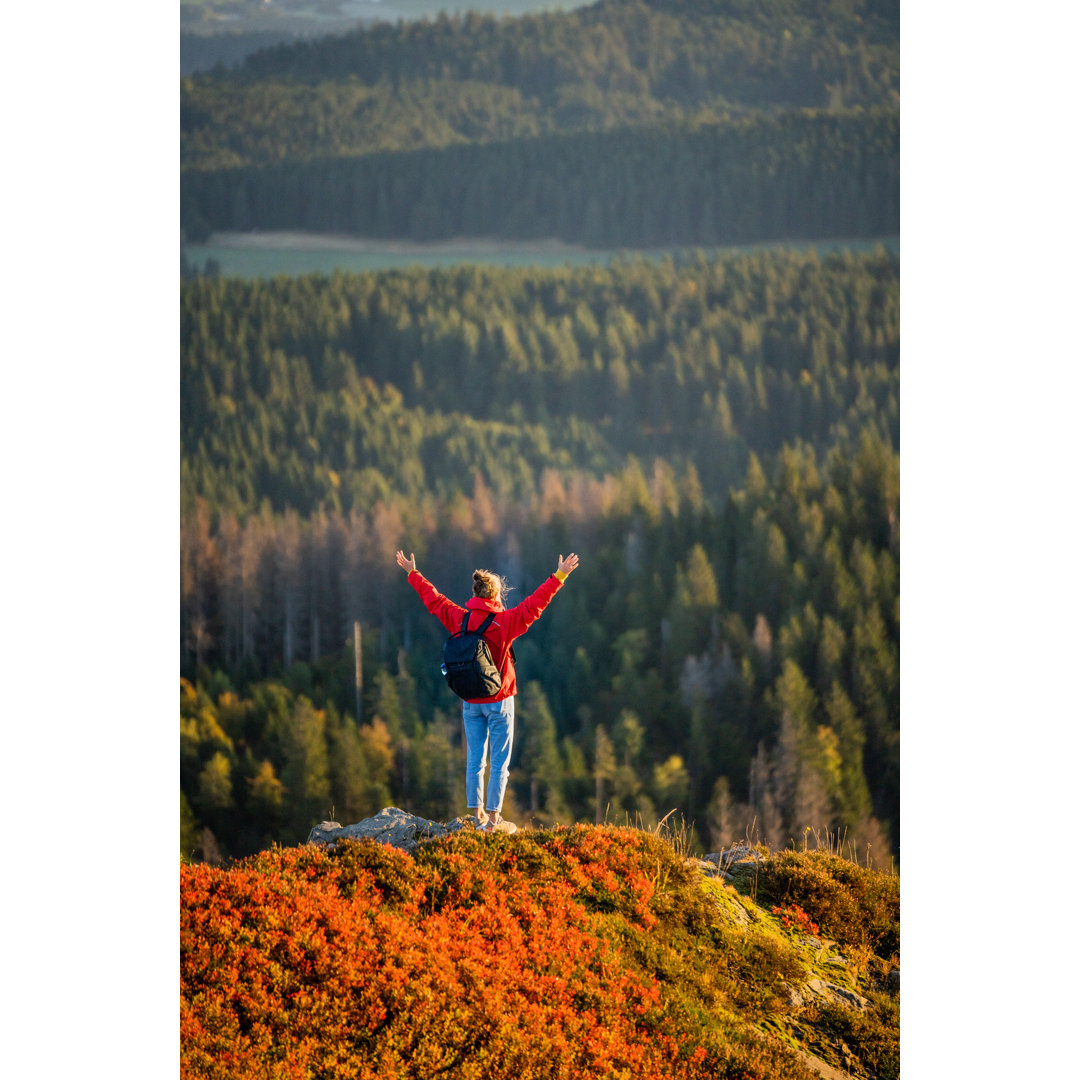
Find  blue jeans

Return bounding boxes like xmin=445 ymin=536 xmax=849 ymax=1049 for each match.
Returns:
xmin=462 ymin=697 xmax=515 ymax=814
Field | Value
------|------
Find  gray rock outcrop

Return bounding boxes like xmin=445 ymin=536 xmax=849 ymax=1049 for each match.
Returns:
xmin=702 ymin=844 xmax=765 ymax=874
xmin=686 ymin=856 xmax=734 ymax=880
xmin=787 ymin=978 xmax=871 ymax=1012
xmin=307 ymin=806 xmax=475 ymax=854
xmin=794 ymin=1047 xmax=859 ymax=1080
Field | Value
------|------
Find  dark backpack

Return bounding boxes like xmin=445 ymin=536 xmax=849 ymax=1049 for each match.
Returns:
xmin=441 ymin=611 xmax=503 ymax=700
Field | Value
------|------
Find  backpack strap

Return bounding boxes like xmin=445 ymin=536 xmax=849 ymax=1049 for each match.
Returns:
xmin=462 ymin=611 xmax=497 ymax=636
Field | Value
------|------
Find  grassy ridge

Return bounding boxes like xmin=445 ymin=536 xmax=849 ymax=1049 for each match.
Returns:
xmin=181 ymin=825 xmax=899 ymax=1078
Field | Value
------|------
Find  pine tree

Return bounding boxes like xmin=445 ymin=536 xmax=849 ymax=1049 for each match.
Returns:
xmin=279 ymin=696 xmax=332 ymax=837
xmin=181 ymin=498 xmax=221 ymax=673
xmin=668 ymin=543 xmax=720 ymax=660
xmin=248 ymin=759 xmax=286 ymax=828
xmin=593 ymin=725 xmax=616 ymax=824
xmin=277 ymin=510 xmax=303 ymax=670
xmin=748 ymin=742 xmax=783 ymax=850
xmin=652 ymin=756 xmax=690 ymax=818
xmin=196 ymin=751 xmax=235 ymax=834
xmin=328 ymin=716 xmax=371 ymax=824
xmin=705 ymin=776 xmax=735 ymax=851
xmin=181 ymin=791 xmax=201 ymax=859
xmin=519 ymin=682 xmax=564 ymax=820
xmin=358 ymin=717 xmax=395 ymax=813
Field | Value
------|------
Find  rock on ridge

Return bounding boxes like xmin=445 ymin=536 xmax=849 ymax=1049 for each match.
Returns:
xmin=787 ymin=978 xmax=872 ymax=1012
xmin=307 ymin=806 xmax=475 ymax=854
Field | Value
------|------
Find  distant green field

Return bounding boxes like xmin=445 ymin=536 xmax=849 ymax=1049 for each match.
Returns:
xmin=184 ymin=234 xmax=900 ymax=278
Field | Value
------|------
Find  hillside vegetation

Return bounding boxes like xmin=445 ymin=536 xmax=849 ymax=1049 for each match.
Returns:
xmin=181 ymin=250 xmax=897 ymax=516
xmin=180 ymin=825 xmax=899 ymax=1079
xmin=180 ymin=0 xmax=899 ymax=243
xmin=181 ymin=249 xmax=898 ymax=866
xmin=184 ymin=0 xmax=899 ymax=168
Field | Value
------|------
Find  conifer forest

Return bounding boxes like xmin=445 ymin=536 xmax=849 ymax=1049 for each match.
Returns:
xmin=180 ymin=0 xmax=900 ymax=867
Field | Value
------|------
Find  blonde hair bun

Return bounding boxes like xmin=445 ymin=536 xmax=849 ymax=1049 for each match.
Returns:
xmin=473 ymin=569 xmax=511 ymax=604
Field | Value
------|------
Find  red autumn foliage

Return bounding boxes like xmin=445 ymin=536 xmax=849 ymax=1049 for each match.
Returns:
xmin=182 ymin=826 xmax=810 ymax=1079
xmin=771 ymin=904 xmax=820 ymax=937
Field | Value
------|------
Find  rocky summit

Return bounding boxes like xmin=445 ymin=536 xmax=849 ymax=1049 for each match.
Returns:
xmin=307 ymin=806 xmax=478 ymax=854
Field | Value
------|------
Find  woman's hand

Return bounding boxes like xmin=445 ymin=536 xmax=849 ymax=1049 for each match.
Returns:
xmin=396 ymin=550 xmax=416 ymax=574
xmin=557 ymin=552 xmax=579 ymax=578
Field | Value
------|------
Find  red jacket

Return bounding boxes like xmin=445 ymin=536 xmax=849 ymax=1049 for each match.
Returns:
xmin=407 ymin=569 xmax=565 ymax=702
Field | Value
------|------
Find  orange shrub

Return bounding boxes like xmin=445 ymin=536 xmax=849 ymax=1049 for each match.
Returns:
xmin=182 ymin=828 xmax=813 ymax=1079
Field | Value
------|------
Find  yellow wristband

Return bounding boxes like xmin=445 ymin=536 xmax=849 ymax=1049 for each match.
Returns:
xmin=554 ymin=569 xmax=568 ymax=582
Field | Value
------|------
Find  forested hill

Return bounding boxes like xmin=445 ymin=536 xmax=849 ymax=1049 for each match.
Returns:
xmin=180 ymin=2 xmax=900 ymax=870
xmin=181 ymin=250 xmax=899 ymax=868
xmin=226 ymin=0 xmax=899 ymax=111
xmin=182 ymin=250 xmax=898 ymax=518
xmin=180 ymin=0 xmax=899 ymax=244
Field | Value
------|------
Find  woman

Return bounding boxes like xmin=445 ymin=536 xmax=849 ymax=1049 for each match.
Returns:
xmin=395 ymin=548 xmax=579 ymax=833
